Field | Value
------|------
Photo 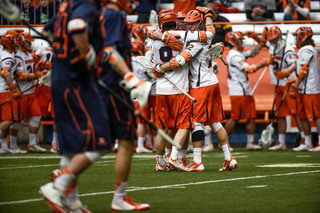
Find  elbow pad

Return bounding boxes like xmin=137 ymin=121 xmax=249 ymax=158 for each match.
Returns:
xmin=103 ymin=46 xmax=122 ymax=67
xmin=1 ymin=67 xmax=10 ymax=77
xmin=298 ymin=64 xmax=309 ymax=79
xmin=147 ymin=29 xmax=157 ymax=40
xmin=245 ymin=64 xmax=257 ymax=73
xmin=199 ymin=26 xmax=215 ymax=42
xmin=169 ymin=51 xmax=192 ymax=70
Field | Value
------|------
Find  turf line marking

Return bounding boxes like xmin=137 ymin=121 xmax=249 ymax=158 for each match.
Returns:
xmin=1 ymin=169 xmax=319 ymax=206
xmin=246 ymin=185 xmax=267 ymax=188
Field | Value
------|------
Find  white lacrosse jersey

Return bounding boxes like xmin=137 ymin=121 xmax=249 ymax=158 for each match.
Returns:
xmin=188 ymin=41 xmax=219 ymax=88
xmin=35 ymin=45 xmax=53 ymax=87
xmin=296 ymin=45 xmax=320 ymax=94
xmin=226 ymin=49 xmax=251 ymax=96
xmin=268 ymin=44 xmax=297 ymax=86
xmin=0 ymin=50 xmax=16 ymax=93
xmin=15 ymin=50 xmax=36 ymax=94
xmin=145 ymin=50 xmax=156 ymax=96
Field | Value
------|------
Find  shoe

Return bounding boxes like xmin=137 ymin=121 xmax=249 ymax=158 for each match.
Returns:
xmin=10 ymin=146 xmax=27 ymax=154
xmin=68 ymin=199 xmax=92 ymax=213
xmin=218 ymin=144 xmax=234 ymax=151
xmin=309 ymin=144 xmax=320 ymax=152
xmin=293 ymin=143 xmax=312 ymax=151
xmin=155 ymin=163 xmax=166 ymax=172
xmin=144 ymin=144 xmax=153 ymax=151
xmin=202 ymin=143 xmax=214 ymax=152
xmin=185 ymin=161 xmax=204 ymax=172
xmin=27 ymin=144 xmax=47 ymax=153
xmin=50 ymin=169 xmax=62 ymax=182
xmin=50 ymin=143 xmax=58 ymax=153
xmin=113 ymin=140 xmax=119 ymax=152
xmin=0 ymin=147 xmax=14 ymax=154
xmin=39 ymin=182 xmax=67 ymax=213
xmin=168 ymin=157 xmax=186 ymax=171
xmin=111 ymin=196 xmax=150 ymax=211
xmin=246 ymin=141 xmax=262 ymax=150
xmin=268 ymin=141 xmax=286 ymax=151
xmin=219 ymin=157 xmax=238 ymax=171
xmin=136 ymin=146 xmax=152 ymax=153
xmin=180 ymin=158 xmax=187 ymax=167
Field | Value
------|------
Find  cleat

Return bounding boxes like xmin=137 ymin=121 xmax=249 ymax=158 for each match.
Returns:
xmin=111 ymin=196 xmax=150 ymax=211
xmin=113 ymin=140 xmax=119 ymax=152
xmin=10 ymin=146 xmax=27 ymax=154
xmin=268 ymin=141 xmax=286 ymax=151
xmin=202 ymin=143 xmax=214 ymax=152
xmin=309 ymin=144 xmax=320 ymax=152
xmin=185 ymin=161 xmax=204 ymax=172
xmin=293 ymin=143 xmax=312 ymax=151
xmin=155 ymin=163 xmax=166 ymax=172
xmin=246 ymin=141 xmax=262 ymax=150
xmin=39 ymin=182 xmax=67 ymax=213
xmin=219 ymin=157 xmax=237 ymax=171
xmin=50 ymin=143 xmax=58 ymax=153
xmin=68 ymin=200 xmax=92 ymax=213
xmin=50 ymin=169 xmax=62 ymax=182
xmin=136 ymin=146 xmax=152 ymax=153
xmin=27 ymin=144 xmax=47 ymax=153
xmin=144 ymin=144 xmax=154 ymax=151
xmin=180 ymin=158 xmax=187 ymax=167
xmin=168 ymin=157 xmax=186 ymax=171
xmin=0 ymin=147 xmax=14 ymax=154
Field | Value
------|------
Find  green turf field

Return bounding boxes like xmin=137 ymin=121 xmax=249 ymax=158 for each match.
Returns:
xmin=0 ymin=148 xmax=319 ymax=213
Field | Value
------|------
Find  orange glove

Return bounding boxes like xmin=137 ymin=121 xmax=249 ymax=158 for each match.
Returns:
xmin=276 ymin=69 xmax=291 ymax=80
xmin=36 ymin=60 xmax=52 ymax=71
xmin=32 ymin=50 xmax=41 ymax=65
xmin=289 ymin=84 xmax=301 ymax=99
xmin=298 ymin=64 xmax=308 ymax=80
xmin=259 ymin=56 xmax=273 ymax=67
xmin=152 ymin=64 xmax=165 ymax=79
xmin=34 ymin=71 xmax=45 ymax=79
xmin=6 ymin=82 xmax=21 ymax=99
xmin=286 ymin=78 xmax=296 ymax=85
xmin=260 ymin=27 xmax=268 ymax=47
xmin=162 ymin=32 xmax=183 ymax=51
xmin=219 ymin=42 xmax=225 ymax=55
xmin=196 ymin=6 xmax=214 ymax=19
xmin=243 ymin=31 xmax=259 ymax=42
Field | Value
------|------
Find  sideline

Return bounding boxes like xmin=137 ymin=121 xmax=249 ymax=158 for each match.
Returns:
xmin=1 ymin=169 xmax=319 ymax=206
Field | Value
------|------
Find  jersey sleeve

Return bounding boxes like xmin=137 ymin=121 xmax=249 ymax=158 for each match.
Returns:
xmin=102 ymin=11 xmax=123 ymax=47
xmin=185 ymin=42 xmax=204 ymax=58
xmin=230 ymin=55 xmax=247 ymax=71
xmin=299 ymin=48 xmax=314 ymax=65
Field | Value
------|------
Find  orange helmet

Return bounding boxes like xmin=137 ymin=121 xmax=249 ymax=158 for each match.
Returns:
xmin=126 ymin=20 xmax=133 ymax=31
xmin=101 ymin=0 xmax=132 ymax=14
xmin=176 ymin=12 xmax=186 ymax=30
xmin=131 ymin=39 xmax=145 ymax=56
xmin=267 ymin=26 xmax=282 ymax=42
xmin=131 ymin=25 xmax=147 ymax=41
xmin=158 ymin=9 xmax=177 ymax=31
xmin=293 ymin=26 xmax=313 ymax=48
xmin=225 ymin=31 xmax=244 ymax=51
xmin=184 ymin=10 xmax=204 ymax=31
xmin=1 ymin=32 xmax=16 ymax=53
xmin=16 ymin=32 xmax=34 ymax=53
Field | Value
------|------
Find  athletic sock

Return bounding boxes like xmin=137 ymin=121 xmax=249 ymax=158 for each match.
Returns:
xmin=113 ymin=181 xmax=127 ymax=202
xmin=137 ymin=137 xmax=144 ymax=148
xmin=221 ymin=144 xmax=231 ymax=161
xmin=165 ymin=148 xmax=171 ymax=157
xmin=9 ymin=135 xmax=17 ymax=148
xmin=300 ymin=131 xmax=305 ymax=138
xmin=247 ymin=134 xmax=254 ymax=144
xmin=54 ymin=168 xmax=76 ymax=192
xmin=156 ymin=155 xmax=165 ymax=165
xmin=305 ymin=135 xmax=312 ymax=146
xmin=179 ymin=149 xmax=187 ymax=160
xmin=0 ymin=138 xmax=8 ymax=149
xmin=193 ymin=148 xmax=202 ymax=164
xmin=204 ymin=134 xmax=211 ymax=146
xmin=278 ymin=134 xmax=285 ymax=144
xmin=170 ymin=146 xmax=179 ymax=160
xmin=29 ymin=133 xmax=37 ymax=146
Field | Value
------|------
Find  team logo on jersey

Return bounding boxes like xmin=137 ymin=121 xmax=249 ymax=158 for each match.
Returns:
xmin=5 ymin=61 xmax=11 ymax=66
xmin=98 ymin=137 xmax=107 ymax=146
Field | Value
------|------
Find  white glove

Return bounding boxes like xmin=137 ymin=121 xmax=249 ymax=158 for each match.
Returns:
xmin=121 ymin=72 xmax=151 ymax=107
xmin=39 ymin=70 xmax=51 ymax=84
xmin=85 ymin=44 xmax=96 ymax=67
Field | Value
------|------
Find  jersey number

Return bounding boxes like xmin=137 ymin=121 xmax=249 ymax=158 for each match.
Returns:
xmin=159 ymin=46 xmax=173 ymax=62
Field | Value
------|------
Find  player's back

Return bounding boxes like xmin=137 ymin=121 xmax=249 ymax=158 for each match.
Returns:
xmin=0 ymin=50 xmax=15 ymax=92
xmin=15 ymin=50 xmax=35 ymax=94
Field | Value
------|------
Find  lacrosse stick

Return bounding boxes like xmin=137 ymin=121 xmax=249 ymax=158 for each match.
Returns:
xmin=207 ymin=43 xmax=227 ymax=65
xmin=97 ymin=79 xmax=181 ymax=149
xmin=250 ymin=66 xmax=268 ymax=96
xmin=136 ymin=56 xmax=197 ymax=103
xmin=259 ymin=31 xmax=289 ymax=148
xmin=0 ymin=82 xmax=39 ymax=107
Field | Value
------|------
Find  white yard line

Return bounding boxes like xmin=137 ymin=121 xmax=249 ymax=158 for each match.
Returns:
xmin=0 ymin=169 xmax=319 ymax=206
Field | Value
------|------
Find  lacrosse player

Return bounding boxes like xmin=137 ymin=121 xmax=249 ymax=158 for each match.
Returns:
xmin=10 ymin=31 xmax=47 ymax=153
xmin=33 ymin=43 xmax=59 ymax=153
xmin=224 ymin=31 xmax=273 ymax=150
xmin=261 ymin=26 xmax=304 ymax=151
xmin=0 ymin=30 xmax=21 ymax=154
xmin=291 ymin=26 xmax=320 ymax=152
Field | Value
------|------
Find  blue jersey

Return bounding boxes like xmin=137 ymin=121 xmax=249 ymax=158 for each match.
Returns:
xmin=97 ymin=8 xmax=132 ymax=90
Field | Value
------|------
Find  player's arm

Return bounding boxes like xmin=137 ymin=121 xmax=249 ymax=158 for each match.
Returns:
xmin=276 ymin=53 xmax=297 ymax=79
xmin=296 ymin=50 xmax=313 ymax=80
xmin=242 ymin=55 xmax=273 ymax=73
xmin=1 ymin=61 xmax=21 ymax=98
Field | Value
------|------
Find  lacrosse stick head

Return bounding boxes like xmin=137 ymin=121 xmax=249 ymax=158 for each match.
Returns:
xmin=136 ymin=56 xmax=154 ymax=75
xmin=207 ymin=43 xmax=222 ymax=58
xmin=0 ymin=0 xmax=20 ymax=22
xmin=260 ymin=124 xmax=274 ymax=148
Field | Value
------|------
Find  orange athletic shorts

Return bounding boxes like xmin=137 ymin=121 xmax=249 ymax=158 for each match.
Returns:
xmin=230 ymin=95 xmax=256 ymax=121
xmin=190 ymin=84 xmax=224 ymax=125
xmin=17 ymin=93 xmax=42 ymax=120
xmin=155 ymin=93 xmax=193 ymax=130
xmin=36 ymin=84 xmax=55 ymax=118
xmin=275 ymin=86 xmax=297 ymax=118
xmin=296 ymin=93 xmax=307 ymax=120
xmin=0 ymin=92 xmax=19 ymax=121
xmin=133 ymin=95 xmax=156 ymax=124
xmin=302 ymin=93 xmax=320 ymax=121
